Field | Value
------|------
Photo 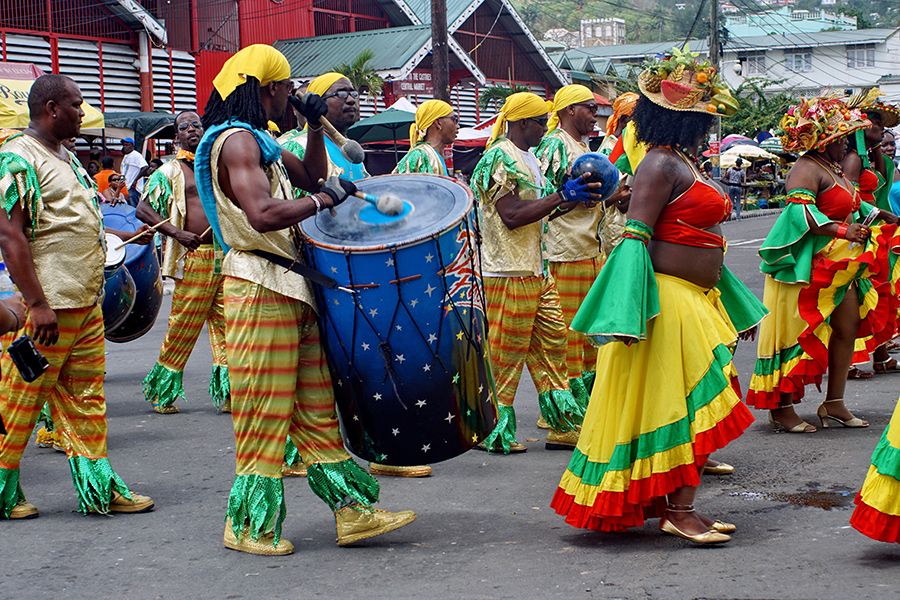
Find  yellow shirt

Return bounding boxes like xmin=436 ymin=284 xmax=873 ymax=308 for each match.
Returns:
xmin=537 ymin=128 xmax=602 ymax=262
xmin=209 ymin=128 xmax=315 ymax=307
xmin=3 ymin=134 xmax=105 ymax=309
xmin=471 ymin=138 xmax=545 ymax=276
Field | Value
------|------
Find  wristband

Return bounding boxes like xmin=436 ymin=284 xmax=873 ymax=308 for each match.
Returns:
xmin=835 ymin=222 xmax=849 ymax=239
xmin=311 ymin=195 xmax=324 ymax=212
xmin=307 ymin=123 xmax=323 ymax=132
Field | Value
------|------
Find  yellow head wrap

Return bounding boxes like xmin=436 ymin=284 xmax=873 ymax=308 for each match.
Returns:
xmin=308 ymin=72 xmax=349 ymax=98
xmin=213 ymin=44 xmax=292 ymax=101
xmin=409 ymin=100 xmax=453 ymax=146
xmin=606 ymin=92 xmax=639 ymax=137
xmin=547 ymin=85 xmax=594 ymax=132
xmin=488 ymin=92 xmax=553 ymax=145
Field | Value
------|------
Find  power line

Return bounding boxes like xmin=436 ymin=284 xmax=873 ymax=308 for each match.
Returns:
xmin=681 ymin=0 xmax=707 ymax=50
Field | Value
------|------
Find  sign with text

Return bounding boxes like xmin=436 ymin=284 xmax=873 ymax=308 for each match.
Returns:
xmin=395 ymin=71 xmax=433 ymax=95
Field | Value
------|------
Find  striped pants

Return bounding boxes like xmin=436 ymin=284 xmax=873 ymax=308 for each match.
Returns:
xmin=143 ymin=245 xmax=228 ymax=408
xmin=483 ymin=275 xmax=570 ymax=406
xmin=224 ymin=277 xmax=350 ymax=478
xmin=0 ymin=303 xmax=109 ymax=468
xmin=549 ymin=257 xmax=603 ymax=400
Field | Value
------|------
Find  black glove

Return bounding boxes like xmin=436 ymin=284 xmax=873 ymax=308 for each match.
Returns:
xmin=288 ymin=93 xmax=328 ymax=126
xmin=319 ymin=176 xmax=357 ymax=208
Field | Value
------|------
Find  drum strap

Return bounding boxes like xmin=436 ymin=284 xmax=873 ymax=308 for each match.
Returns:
xmin=251 ymin=249 xmax=348 ymax=292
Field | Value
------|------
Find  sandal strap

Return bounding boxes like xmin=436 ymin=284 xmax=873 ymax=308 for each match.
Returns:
xmin=666 ymin=503 xmax=695 ymax=513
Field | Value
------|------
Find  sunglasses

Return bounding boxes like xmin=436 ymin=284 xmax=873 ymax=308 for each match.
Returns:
xmin=571 ymin=103 xmax=599 ymax=114
xmin=322 ymin=90 xmax=360 ymax=101
xmin=177 ymin=120 xmax=202 ymax=132
xmin=527 ymin=117 xmax=548 ymax=127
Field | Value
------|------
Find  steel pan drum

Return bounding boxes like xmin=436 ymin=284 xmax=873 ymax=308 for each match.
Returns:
xmin=101 ymin=204 xmax=163 ymax=342
xmin=301 ymin=174 xmax=498 ymax=465
xmin=102 ymin=232 xmax=136 ymax=331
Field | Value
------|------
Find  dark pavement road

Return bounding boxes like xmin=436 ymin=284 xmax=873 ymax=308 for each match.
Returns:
xmin=2 ymin=214 xmax=899 ymax=599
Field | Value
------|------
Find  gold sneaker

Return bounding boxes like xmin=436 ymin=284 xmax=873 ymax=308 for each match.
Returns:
xmin=536 ymin=416 xmax=551 ymax=430
xmin=9 ymin=500 xmax=39 ymax=519
xmin=224 ymin=517 xmax=294 ymax=556
xmin=220 ymin=398 xmax=232 ymax=414
xmin=702 ymin=459 xmax=735 ymax=476
xmin=108 ymin=491 xmax=155 ymax=513
xmin=152 ymin=402 xmax=179 ymax=415
xmin=369 ymin=463 xmax=432 ymax=478
xmin=282 ymin=461 xmax=308 ymax=478
xmin=545 ymin=428 xmax=579 ymax=450
xmin=335 ymin=506 xmax=416 ymax=546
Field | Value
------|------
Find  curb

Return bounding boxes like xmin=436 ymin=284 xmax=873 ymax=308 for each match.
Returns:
xmin=729 ymin=208 xmax=782 ymax=221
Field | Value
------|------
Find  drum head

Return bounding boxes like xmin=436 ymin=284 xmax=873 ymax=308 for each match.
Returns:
xmin=105 ymin=232 xmax=126 ymax=268
xmin=300 ymin=174 xmax=472 ymax=251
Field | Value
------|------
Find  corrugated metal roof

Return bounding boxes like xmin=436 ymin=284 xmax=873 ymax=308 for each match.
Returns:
xmin=400 ymin=0 xmax=473 ymax=25
xmin=558 ymin=27 xmax=899 ymax=63
xmin=275 ymin=26 xmax=432 ymax=79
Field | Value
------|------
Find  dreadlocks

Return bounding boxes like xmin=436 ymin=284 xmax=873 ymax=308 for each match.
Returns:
xmin=201 ymin=75 xmax=267 ymax=131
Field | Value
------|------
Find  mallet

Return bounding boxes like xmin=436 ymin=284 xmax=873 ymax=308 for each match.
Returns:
xmin=291 ymin=94 xmax=366 ymax=165
xmin=113 ymin=217 xmax=171 ymax=250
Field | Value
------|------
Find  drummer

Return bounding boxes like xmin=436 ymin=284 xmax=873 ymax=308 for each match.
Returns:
xmin=0 ymin=74 xmax=154 ymax=519
xmin=393 ymin=99 xmax=457 ymax=176
xmin=277 ymin=71 xmax=368 ymax=476
xmin=279 ymin=71 xmax=368 ymax=182
xmin=195 ymin=44 xmax=415 ymax=555
xmin=471 ymin=92 xmax=604 ymax=453
xmin=534 ymin=84 xmax=614 ymax=416
xmin=136 ymin=111 xmax=231 ymax=415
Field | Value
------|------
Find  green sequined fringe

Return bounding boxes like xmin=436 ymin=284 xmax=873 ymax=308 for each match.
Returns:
xmin=37 ymin=402 xmax=54 ymax=431
xmin=306 ymin=458 xmax=380 ymax=512
xmin=481 ymin=404 xmax=518 ymax=454
xmin=208 ymin=364 xmax=230 ymax=411
xmin=69 ymin=456 xmax=132 ymax=515
xmin=582 ymin=370 xmax=596 ymax=394
xmin=568 ymin=377 xmax=589 ymax=414
xmin=284 ymin=436 xmax=301 ymax=467
xmin=0 ymin=467 xmax=25 ymax=519
xmin=538 ymin=388 xmax=584 ymax=433
xmin=142 ymin=363 xmax=185 ymax=408
xmin=226 ymin=474 xmax=287 ymax=545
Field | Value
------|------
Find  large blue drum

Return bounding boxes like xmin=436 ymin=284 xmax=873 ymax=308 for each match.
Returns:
xmin=101 ymin=204 xmax=163 ymax=342
xmin=301 ymin=174 xmax=498 ymax=465
xmin=102 ymin=233 xmax=136 ymax=332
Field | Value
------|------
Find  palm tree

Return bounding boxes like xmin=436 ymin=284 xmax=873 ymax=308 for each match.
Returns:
xmin=478 ymin=84 xmax=531 ymax=112
xmin=333 ymin=49 xmax=385 ymax=97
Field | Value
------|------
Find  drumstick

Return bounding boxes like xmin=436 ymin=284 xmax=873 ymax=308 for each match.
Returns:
xmin=314 ymin=180 xmax=403 ymax=216
xmin=176 ymin=227 xmax=213 ymax=262
xmin=113 ymin=217 xmax=171 ymax=250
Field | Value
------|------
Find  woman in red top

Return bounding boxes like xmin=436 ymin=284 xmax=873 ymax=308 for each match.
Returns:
xmin=748 ymin=97 xmax=898 ymax=431
xmin=553 ymin=52 xmax=764 ymax=545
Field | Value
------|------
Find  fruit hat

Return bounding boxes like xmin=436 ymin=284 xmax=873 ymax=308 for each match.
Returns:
xmin=869 ymin=102 xmax=900 ymax=128
xmin=778 ymin=96 xmax=870 ymax=153
xmin=637 ymin=46 xmax=738 ymax=116
xmin=843 ymin=87 xmax=900 ymax=128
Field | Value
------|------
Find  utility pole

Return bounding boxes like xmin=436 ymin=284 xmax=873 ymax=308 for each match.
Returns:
xmin=709 ymin=0 xmax=722 ymax=174
xmin=432 ymin=0 xmax=451 ymax=101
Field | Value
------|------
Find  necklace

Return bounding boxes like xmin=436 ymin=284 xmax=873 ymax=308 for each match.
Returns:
xmin=811 ymin=154 xmax=844 ymax=177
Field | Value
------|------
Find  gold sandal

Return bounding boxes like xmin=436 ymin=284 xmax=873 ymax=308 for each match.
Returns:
xmin=816 ymin=399 xmax=868 ymax=428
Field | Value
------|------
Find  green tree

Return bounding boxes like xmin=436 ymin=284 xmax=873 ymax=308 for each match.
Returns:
xmin=723 ymin=78 xmax=796 ymax=138
xmin=333 ymin=49 xmax=385 ymax=96
xmin=478 ymin=84 xmax=531 ymax=112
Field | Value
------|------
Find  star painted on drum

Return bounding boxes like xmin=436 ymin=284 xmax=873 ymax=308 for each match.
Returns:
xmin=352 ymin=414 xmax=359 ymax=421
xmin=333 ymin=298 xmax=340 ymax=305
xmin=422 ymin=363 xmax=431 ymax=372
xmin=377 ymin=453 xmax=388 ymax=462
xmin=476 ymin=334 xmax=482 ymax=343
xmin=427 ymin=333 xmax=437 ymax=344
xmin=368 ymin=308 xmax=378 ymax=317
xmin=444 ymin=412 xmax=455 ymax=424
xmin=385 ymin=257 xmax=395 ymax=267
xmin=471 ymin=433 xmax=479 ymax=443
xmin=424 ymin=284 xmax=436 ymax=297
xmin=392 ymin=428 xmax=400 ymax=436
xmin=395 ymin=324 xmax=403 ymax=331
xmin=462 ymin=309 xmax=467 ymax=315
xmin=410 ymin=298 xmax=419 ymax=308
xmin=466 ymin=408 xmax=472 ymax=417
xmin=425 ymin=253 xmax=434 ymax=263
xmin=421 ymin=443 xmax=431 ymax=453
xmin=452 ymin=372 xmax=460 ymax=384
xmin=416 ymin=399 xmax=427 ymax=408
xmin=395 ymin=354 xmax=406 ymax=363
xmin=478 ymin=384 xmax=484 ymax=394
xmin=455 ymin=331 xmax=464 ymax=341
xmin=330 ymin=266 xmax=338 ymax=274
xmin=336 ymin=379 xmax=343 ymax=387
xmin=373 ymin=392 xmax=382 ymax=401
xmin=444 ymin=304 xmax=453 ymax=314
xmin=361 ymin=342 xmax=370 ymax=351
